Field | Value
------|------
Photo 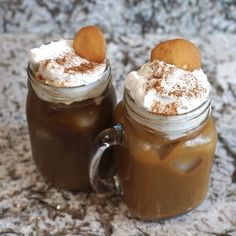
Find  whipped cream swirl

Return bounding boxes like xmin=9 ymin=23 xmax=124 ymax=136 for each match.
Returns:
xmin=28 ymin=40 xmax=109 ymax=104
xmin=125 ymin=60 xmax=211 ymax=115
xmin=29 ymin=40 xmax=106 ymax=87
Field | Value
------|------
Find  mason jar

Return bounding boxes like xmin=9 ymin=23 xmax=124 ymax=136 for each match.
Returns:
xmin=26 ymin=61 xmax=116 ymax=190
xmin=89 ymin=89 xmax=217 ymax=220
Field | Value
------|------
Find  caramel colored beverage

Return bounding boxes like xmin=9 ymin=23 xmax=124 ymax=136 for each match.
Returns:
xmin=113 ymin=93 xmax=217 ymax=219
xmin=89 ymin=39 xmax=217 ymax=220
xmin=113 ymin=57 xmax=217 ymax=219
xmin=27 ymin=38 xmax=116 ymax=189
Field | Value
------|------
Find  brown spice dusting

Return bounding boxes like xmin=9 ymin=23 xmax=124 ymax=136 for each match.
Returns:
xmin=153 ymin=79 xmax=165 ymax=94
xmin=44 ymin=51 xmax=100 ymax=74
xmin=64 ymin=62 xmax=99 ymax=74
xmin=44 ymin=59 xmax=51 ymax=67
xmin=142 ymin=60 xmax=208 ymax=115
xmin=37 ymin=74 xmax=46 ymax=82
xmin=150 ymin=60 xmax=175 ymax=79
xmin=151 ymin=101 xmax=178 ymax=116
xmin=35 ymin=49 xmax=105 ymax=88
xmin=55 ymin=56 xmax=66 ymax=65
xmin=146 ymin=60 xmax=206 ymax=99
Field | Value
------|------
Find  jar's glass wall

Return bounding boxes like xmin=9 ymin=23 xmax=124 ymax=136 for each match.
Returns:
xmin=26 ymin=66 xmax=116 ymax=190
xmin=114 ymin=101 xmax=217 ymax=220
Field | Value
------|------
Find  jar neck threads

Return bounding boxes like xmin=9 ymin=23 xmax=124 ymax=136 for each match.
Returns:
xmin=27 ymin=61 xmax=112 ymax=105
xmin=123 ymin=89 xmax=211 ymax=140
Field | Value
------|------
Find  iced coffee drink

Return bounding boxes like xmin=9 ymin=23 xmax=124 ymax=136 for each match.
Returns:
xmin=27 ymin=26 xmax=116 ymax=189
xmin=89 ymin=39 xmax=217 ymax=220
xmin=115 ymin=39 xmax=217 ymax=219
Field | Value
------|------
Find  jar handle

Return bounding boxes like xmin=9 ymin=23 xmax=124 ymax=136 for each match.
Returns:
xmin=89 ymin=124 xmax=124 ymax=194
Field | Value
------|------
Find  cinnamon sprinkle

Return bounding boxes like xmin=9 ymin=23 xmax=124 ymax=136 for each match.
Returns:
xmin=55 ymin=56 xmax=66 ymax=65
xmin=146 ymin=60 xmax=206 ymax=99
xmin=140 ymin=60 xmax=209 ymax=115
xmin=44 ymin=59 xmax=51 ymax=67
xmin=37 ymin=74 xmax=46 ymax=82
xmin=44 ymin=52 xmax=100 ymax=74
xmin=64 ymin=62 xmax=99 ymax=74
xmin=151 ymin=101 xmax=178 ymax=116
xmin=150 ymin=60 xmax=174 ymax=79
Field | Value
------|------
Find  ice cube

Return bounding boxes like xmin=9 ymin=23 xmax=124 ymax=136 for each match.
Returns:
xmin=172 ymin=156 xmax=202 ymax=173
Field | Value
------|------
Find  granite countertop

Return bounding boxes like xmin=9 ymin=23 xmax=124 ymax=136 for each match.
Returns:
xmin=0 ymin=32 xmax=235 ymax=236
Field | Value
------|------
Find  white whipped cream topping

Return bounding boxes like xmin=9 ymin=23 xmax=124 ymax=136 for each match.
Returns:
xmin=29 ymin=39 xmax=106 ymax=87
xmin=125 ymin=60 xmax=211 ymax=115
xmin=29 ymin=40 xmax=109 ymax=104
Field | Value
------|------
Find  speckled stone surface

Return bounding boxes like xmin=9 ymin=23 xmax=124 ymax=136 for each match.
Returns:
xmin=1 ymin=0 xmax=236 ymax=35
xmin=0 ymin=1 xmax=236 ymax=235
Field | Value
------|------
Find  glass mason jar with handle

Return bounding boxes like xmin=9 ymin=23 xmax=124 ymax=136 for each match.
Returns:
xmin=27 ymin=60 xmax=116 ymax=190
xmin=89 ymin=89 xmax=217 ymax=220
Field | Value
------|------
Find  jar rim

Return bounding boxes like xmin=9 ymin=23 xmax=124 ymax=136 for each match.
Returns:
xmin=27 ymin=59 xmax=110 ymax=90
xmin=124 ymin=89 xmax=211 ymax=140
xmin=27 ymin=60 xmax=112 ymax=105
xmin=125 ymin=89 xmax=211 ymax=117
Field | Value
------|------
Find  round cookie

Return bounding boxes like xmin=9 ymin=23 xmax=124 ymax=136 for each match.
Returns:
xmin=150 ymin=38 xmax=201 ymax=71
xmin=73 ymin=26 xmax=106 ymax=63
